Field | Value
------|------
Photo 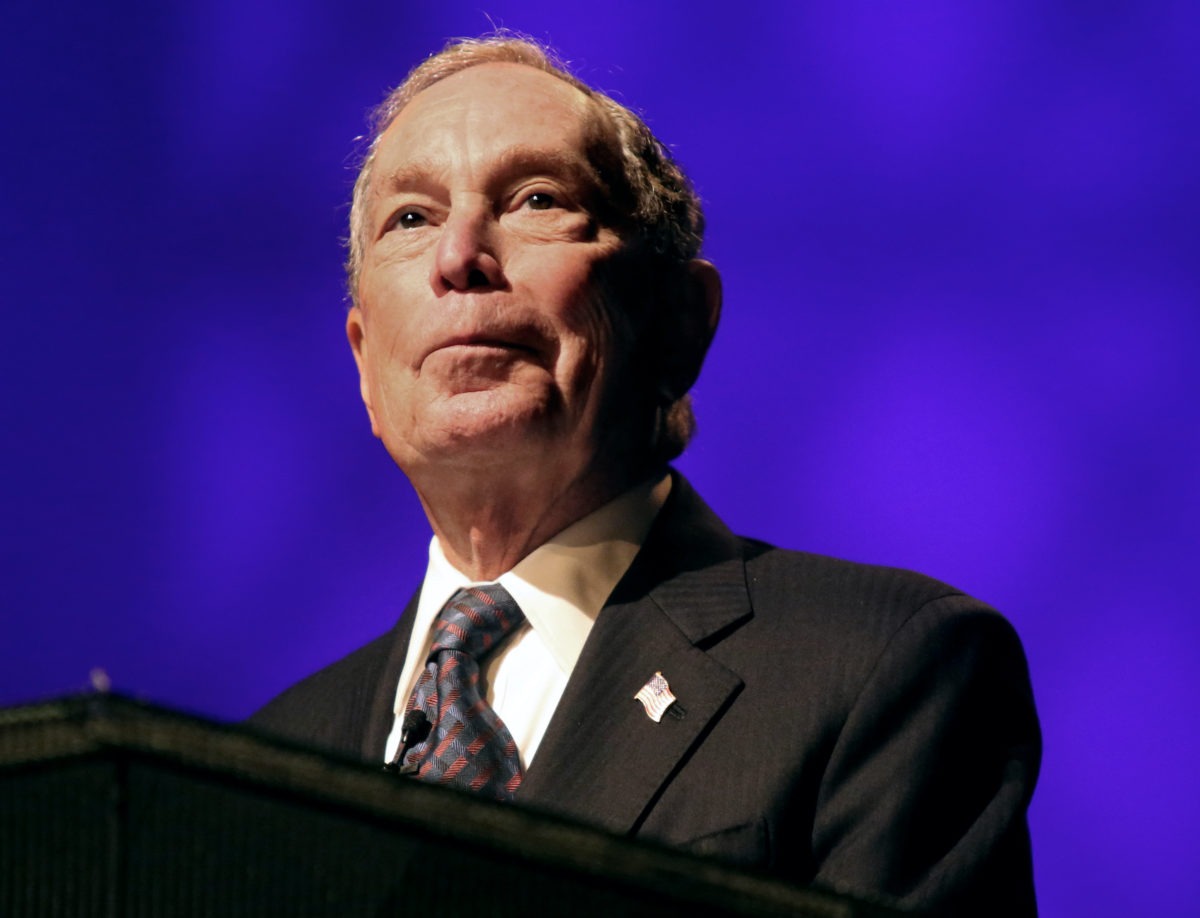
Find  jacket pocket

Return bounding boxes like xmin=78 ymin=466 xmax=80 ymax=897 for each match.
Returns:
xmin=679 ymin=818 xmax=770 ymax=868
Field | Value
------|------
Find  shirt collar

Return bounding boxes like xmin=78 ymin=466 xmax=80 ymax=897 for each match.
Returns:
xmin=416 ymin=473 xmax=671 ymax=674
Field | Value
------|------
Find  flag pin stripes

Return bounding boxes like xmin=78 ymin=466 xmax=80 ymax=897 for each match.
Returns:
xmin=634 ymin=672 xmax=677 ymax=723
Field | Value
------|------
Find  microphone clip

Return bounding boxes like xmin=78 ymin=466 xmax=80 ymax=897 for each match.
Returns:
xmin=383 ymin=709 xmax=431 ymax=776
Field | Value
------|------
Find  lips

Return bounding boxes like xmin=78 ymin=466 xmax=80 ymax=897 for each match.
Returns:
xmin=436 ymin=335 xmax=537 ymax=353
xmin=421 ymin=327 xmax=550 ymax=367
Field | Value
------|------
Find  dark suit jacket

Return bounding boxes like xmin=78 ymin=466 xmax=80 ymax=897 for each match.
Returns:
xmin=251 ymin=474 xmax=1040 ymax=915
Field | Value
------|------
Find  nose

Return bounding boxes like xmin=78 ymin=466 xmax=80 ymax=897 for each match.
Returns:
xmin=431 ymin=205 xmax=504 ymax=293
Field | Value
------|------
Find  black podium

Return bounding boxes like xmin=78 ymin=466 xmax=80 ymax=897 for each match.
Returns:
xmin=0 ymin=695 xmax=900 ymax=917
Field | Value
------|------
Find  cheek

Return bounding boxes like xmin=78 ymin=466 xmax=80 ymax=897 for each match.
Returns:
xmin=358 ymin=276 xmax=425 ymax=372
xmin=359 ymin=244 xmax=431 ymax=313
xmin=554 ymin=281 xmax=633 ymax=410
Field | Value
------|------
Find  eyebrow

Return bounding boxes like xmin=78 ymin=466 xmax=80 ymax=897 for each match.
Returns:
xmin=378 ymin=157 xmax=448 ymax=194
xmin=378 ymin=145 xmax=602 ymax=196
xmin=493 ymin=147 xmax=601 ymax=188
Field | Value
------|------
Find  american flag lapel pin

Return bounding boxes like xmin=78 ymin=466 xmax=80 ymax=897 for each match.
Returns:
xmin=634 ymin=671 xmax=677 ymax=723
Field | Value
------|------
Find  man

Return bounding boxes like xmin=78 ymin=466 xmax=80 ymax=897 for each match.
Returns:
xmin=252 ymin=36 xmax=1040 ymax=915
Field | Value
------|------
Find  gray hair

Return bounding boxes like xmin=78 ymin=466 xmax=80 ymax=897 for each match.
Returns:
xmin=346 ymin=34 xmax=708 ymax=464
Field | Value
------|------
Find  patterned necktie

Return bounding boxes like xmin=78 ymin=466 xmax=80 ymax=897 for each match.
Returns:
xmin=402 ymin=584 xmax=526 ymax=801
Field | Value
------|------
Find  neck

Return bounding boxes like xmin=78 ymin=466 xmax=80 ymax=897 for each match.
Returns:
xmin=411 ymin=461 xmax=638 ymax=581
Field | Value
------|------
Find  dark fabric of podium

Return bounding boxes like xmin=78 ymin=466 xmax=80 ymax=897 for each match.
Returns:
xmin=251 ymin=473 xmax=1041 ymax=916
xmin=4 ymin=755 xmax=803 ymax=918
xmin=1 ymin=761 xmax=116 ymax=917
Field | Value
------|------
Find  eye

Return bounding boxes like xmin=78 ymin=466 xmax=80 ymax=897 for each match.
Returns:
xmin=523 ymin=191 xmax=558 ymax=211
xmin=387 ymin=209 xmax=428 ymax=231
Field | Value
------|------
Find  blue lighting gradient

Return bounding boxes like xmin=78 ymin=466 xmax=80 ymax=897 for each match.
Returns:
xmin=3 ymin=3 xmax=1197 ymax=914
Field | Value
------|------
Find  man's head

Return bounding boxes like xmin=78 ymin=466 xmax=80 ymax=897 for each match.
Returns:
xmin=346 ymin=36 xmax=720 ymax=498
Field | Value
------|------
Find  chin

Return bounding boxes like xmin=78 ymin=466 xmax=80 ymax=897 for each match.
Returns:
xmin=401 ymin=391 xmax=565 ymax=467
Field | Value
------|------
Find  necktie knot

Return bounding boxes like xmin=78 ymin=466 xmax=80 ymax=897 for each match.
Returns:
xmin=428 ymin=584 xmax=525 ymax=659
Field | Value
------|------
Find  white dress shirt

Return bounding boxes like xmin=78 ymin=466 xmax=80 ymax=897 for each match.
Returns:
xmin=383 ymin=474 xmax=671 ymax=767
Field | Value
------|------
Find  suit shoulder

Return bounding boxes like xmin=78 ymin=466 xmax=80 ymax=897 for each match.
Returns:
xmin=742 ymin=539 xmax=968 ymax=606
xmin=736 ymin=539 xmax=1016 ymax=653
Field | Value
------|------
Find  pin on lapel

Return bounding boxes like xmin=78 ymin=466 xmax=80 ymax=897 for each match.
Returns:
xmin=634 ymin=671 xmax=677 ymax=723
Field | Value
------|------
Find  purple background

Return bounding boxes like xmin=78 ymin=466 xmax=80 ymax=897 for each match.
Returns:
xmin=3 ymin=2 xmax=1197 ymax=914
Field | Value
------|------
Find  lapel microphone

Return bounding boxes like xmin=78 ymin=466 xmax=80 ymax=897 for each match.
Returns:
xmin=383 ymin=710 xmax=431 ymax=776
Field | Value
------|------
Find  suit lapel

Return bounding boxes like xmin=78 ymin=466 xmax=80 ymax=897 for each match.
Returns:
xmin=517 ymin=475 xmax=752 ymax=835
xmin=361 ymin=590 xmax=421 ymax=761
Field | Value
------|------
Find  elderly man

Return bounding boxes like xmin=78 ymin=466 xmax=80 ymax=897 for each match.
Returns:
xmin=252 ymin=36 xmax=1040 ymax=915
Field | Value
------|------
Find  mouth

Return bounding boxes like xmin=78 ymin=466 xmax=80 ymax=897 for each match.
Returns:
xmin=437 ymin=336 xmax=537 ymax=353
xmin=422 ymin=330 xmax=548 ymax=366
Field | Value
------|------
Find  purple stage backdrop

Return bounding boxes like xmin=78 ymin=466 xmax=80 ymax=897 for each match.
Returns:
xmin=3 ymin=2 xmax=1197 ymax=915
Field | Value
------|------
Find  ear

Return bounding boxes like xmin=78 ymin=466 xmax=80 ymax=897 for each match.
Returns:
xmin=659 ymin=258 xmax=722 ymax=399
xmin=346 ymin=306 xmax=381 ymax=438
xmin=688 ymin=258 xmax=722 ymax=345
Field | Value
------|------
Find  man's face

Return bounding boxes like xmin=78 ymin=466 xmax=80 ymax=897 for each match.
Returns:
xmin=348 ymin=63 xmax=635 ymax=487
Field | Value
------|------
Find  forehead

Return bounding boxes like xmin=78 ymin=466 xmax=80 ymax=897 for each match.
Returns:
xmin=373 ymin=63 xmax=601 ymax=179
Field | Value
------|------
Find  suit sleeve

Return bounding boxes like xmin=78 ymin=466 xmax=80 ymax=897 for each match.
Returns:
xmin=809 ymin=593 xmax=1041 ymax=916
